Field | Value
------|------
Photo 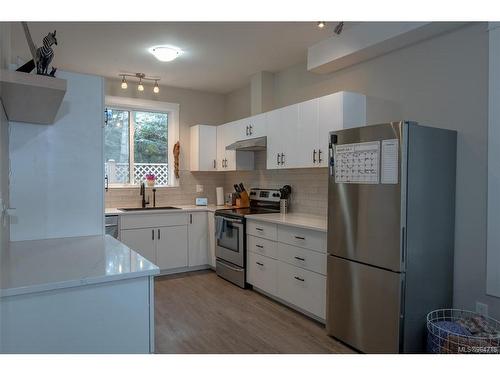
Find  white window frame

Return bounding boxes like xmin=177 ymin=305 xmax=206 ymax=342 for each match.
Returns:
xmin=105 ymin=96 xmax=180 ymax=187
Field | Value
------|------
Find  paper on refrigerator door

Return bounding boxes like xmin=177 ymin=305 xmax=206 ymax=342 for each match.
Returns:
xmin=334 ymin=141 xmax=380 ymax=184
xmin=381 ymin=139 xmax=399 ymax=184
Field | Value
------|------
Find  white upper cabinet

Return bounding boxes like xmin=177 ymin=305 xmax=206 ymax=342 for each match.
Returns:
xmin=190 ymin=125 xmax=217 ymax=171
xmin=266 ymin=104 xmax=299 ymax=169
xmin=192 ymin=91 xmax=394 ymax=172
xmin=318 ymin=92 xmax=366 ymax=166
xmin=241 ymin=113 xmax=266 ymax=139
xmin=297 ymin=98 xmax=320 ymax=168
xmin=216 ymin=122 xmax=254 ymax=171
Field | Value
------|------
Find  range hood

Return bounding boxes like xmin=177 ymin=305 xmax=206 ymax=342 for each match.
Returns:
xmin=226 ymin=136 xmax=267 ymax=151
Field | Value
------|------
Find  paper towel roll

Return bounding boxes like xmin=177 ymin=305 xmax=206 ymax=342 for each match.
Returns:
xmin=216 ymin=187 xmax=224 ymax=206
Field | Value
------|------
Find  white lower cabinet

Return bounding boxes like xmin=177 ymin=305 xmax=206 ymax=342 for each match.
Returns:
xmin=277 ymin=261 xmax=326 ymax=319
xmin=188 ymin=212 xmax=209 ymax=267
xmin=207 ymin=212 xmax=216 ymax=267
xmin=246 ymin=221 xmax=327 ymax=321
xmin=120 ymin=227 xmax=157 ymax=263
xmin=156 ymin=226 xmax=188 ymax=270
xmin=247 ymin=251 xmax=278 ymax=295
xmin=120 ymin=211 xmax=211 ymax=273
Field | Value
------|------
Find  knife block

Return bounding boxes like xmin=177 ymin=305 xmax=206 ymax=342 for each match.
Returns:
xmin=236 ymin=191 xmax=250 ymax=208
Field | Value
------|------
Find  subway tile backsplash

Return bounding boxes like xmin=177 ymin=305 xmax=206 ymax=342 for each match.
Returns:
xmin=106 ymin=165 xmax=328 ymax=216
xmin=105 ymin=171 xmax=226 ymax=209
xmin=223 ymin=168 xmax=328 ymax=216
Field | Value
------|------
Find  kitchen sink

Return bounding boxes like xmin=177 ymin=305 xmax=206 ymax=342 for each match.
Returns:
xmin=118 ymin=206 xmax=181 ymax=212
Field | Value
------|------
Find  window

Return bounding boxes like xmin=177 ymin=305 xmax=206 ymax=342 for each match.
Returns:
xmin=104 ymin=97 xmax=179 ymax=187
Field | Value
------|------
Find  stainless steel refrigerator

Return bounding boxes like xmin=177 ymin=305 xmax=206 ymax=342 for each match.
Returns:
xmin=326 ymin=121 xmax=457 ymax=353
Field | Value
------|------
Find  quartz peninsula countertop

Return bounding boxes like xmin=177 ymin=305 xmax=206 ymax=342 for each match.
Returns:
xmin=0 ymin=235 xmax=159 ymax=298
xmin=245 ymin=213 xmax=327 ymax=232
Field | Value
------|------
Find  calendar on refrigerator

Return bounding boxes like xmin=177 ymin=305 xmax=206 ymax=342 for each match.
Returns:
xmin=334 ymin=141 xmax=380 ymax=184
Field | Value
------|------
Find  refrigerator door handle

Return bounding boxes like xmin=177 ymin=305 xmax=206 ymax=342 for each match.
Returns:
xmin=401 ymin=227 xmax=406 ymax=267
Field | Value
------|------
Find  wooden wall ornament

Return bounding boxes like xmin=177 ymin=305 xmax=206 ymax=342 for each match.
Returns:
xmin=173 ymin=141 xmax=180 ymax=179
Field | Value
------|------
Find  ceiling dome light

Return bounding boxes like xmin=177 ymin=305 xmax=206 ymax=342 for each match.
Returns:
xmin=149 ymin=45 xmax=182 ymax=62
xmin=317 ymin=21 xmax=326 ymax=29
xmin=153 ymin=81 xmax=160 ymax=94
xmin=121 ymin=76 xmax=128 ymax=89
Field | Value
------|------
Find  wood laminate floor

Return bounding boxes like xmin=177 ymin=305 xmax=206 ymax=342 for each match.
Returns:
xmin=154 ymin=270 xmax=353 ymax=354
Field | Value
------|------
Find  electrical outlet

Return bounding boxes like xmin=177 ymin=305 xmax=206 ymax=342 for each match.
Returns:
xmin=476 ymin=302 xmax=489 ymax=317
xmin=196 ymin=184 xmax=204 ymax=193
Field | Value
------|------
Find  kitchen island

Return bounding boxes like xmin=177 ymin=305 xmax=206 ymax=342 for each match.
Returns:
xmin=0 ymin=235 xmax=159 ymax=353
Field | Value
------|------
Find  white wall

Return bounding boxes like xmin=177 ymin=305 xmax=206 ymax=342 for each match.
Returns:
xmin=487 ymin=23 xmax=500 ymax=298
xmin=0 ymin=23 xmax=12 ymax=257
xmin=9 ymin=71 xmax=104 ymax=241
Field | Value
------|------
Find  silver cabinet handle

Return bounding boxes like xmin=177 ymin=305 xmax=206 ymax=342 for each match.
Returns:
xmin=294 ymin=256 xmax=305 ymax=261
xmin=152 ymin=229 xmax=154 ymax=241
xmin=280 ymin=153 xmax=285 ymax=165
xmin=190 ymin=214 xmax=193 ymax=224
xmin=313 ymin=149 xmax=316 ymax=163
xmin=213 ymin=159 xmax=216 ymax=169
xmin=158 ymin=229 xmax=160 ymax=240
xmin=295 ymin=236 xmax=305 ymax=240
xmin=318 ymin=149 xmax=322 ymax=163
xmin=277 ymin=153 xmax=280 ymax=166
xmin=256 ymin=262 xmax=264 ymax=266
xmin=246 ymin=126 xmax=249 ymax=136
xmin=255 ymin=244 xmax=264 ymax=248
xmin=255 ymin=227 xmax=263 ymax=231
xmin=294 ymin=276 xmax=305 ymax=282
xmin=249 ymin=124 xmax=253 ymax=135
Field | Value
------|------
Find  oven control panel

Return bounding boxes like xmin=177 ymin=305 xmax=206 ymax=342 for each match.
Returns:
xmin=249 ymin=188 xmax=282 ymax=202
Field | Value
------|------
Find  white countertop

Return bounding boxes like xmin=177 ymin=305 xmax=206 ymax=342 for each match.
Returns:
xmin=245 ymin=213 xmax=327 ymax=232
xmin=0 ymin=235 xmax=160 ymax=298
xmin=105 ymin=205 xmax=233 ymax=215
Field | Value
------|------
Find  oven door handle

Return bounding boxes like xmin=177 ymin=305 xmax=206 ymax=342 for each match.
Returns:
xmin=217 ymin=216 xmax=244 ymax=225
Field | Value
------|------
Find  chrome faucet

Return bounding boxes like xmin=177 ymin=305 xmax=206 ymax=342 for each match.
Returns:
xmin=140 ymin=182 xmax=150 ymax=208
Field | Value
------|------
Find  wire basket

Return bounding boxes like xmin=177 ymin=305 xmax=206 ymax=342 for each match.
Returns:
xmin=427 ymin=309 xmax=500 ymax=354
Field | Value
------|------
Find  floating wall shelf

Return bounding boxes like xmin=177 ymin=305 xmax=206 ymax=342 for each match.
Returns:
xmin=0 ymin=69 xmax=67 ymax=125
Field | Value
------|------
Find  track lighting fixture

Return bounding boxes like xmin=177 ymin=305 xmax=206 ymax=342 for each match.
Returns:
xmin=118 ymin=73 xmax=160 ymax=94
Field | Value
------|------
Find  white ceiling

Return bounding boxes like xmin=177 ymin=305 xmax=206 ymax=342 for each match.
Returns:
xmin=10 ymin=22 xmax=339 ymax=94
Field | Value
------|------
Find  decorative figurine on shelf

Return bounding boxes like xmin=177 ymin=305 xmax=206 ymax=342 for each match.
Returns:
xmin=36 ymin=30 xmax=58 ymax=76
xmin=16 ymin=22 xmax=58 ymax=77
xmin=145 ymin=173 xmax=156 ymax=187
xmin=173 ymin=141 xmax=180 ymax=179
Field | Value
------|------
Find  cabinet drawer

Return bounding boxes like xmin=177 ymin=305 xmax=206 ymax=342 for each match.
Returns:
xmin=277 ymin=261 xmax=326 ymax=319
xmin=247 ymin=235 xmax=278 ymax=259
xmin=247 ymin=220 xmax=277 ymax=241
xmin=247 ymin=252 xmax=278 ymax=295
xmin=277 ymin=225 xmax=326 ymax=253
xmin=277 ymin=242 xmax=327 ymax=275
xmin=120 ymin=213 xmax=188 ymax=230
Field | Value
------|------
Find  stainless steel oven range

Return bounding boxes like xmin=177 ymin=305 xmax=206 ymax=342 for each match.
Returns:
xmin=214 ymin=188 xmax=281 ymax=288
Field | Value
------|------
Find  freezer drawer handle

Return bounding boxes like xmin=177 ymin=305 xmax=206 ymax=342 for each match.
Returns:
xmin=294 ymin=276 xmax=305 ymax=282
xmin=255 ymin=227 xmax=264 ymax=231
xmin=256 ymin=262 xmax=264 ymax=266
xmin=294 ymin=236 xmax=305 ymax=240
xmin=255 ymin=244 xmax=264 ymax=248
xmin=294 ymin=256 xmax=305 ymax=261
